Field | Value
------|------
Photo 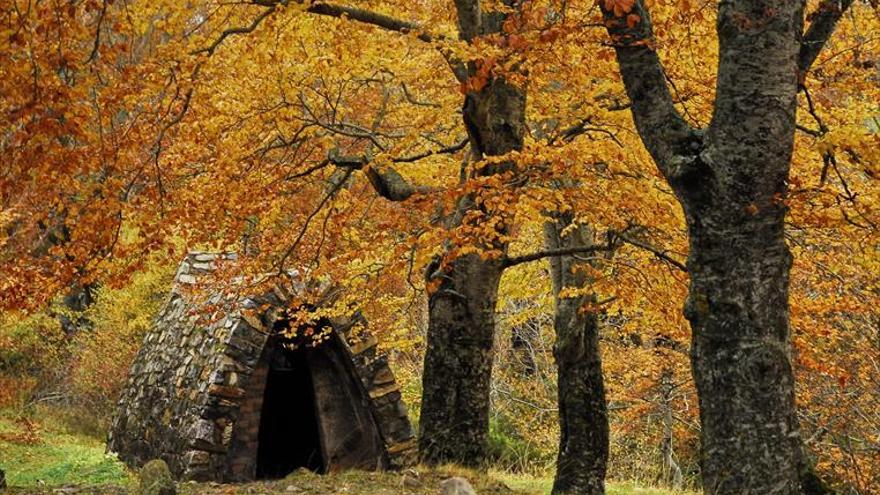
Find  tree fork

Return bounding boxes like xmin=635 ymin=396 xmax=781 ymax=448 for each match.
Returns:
xmin=599 ymin=0 xmax=855 ymax=491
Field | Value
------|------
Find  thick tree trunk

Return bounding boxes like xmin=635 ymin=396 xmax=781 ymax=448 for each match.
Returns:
xmin=595 ymin=0 xmax=852 ymax=491
xmin=682 ymin=3 xmax=805 ymax=491
xmin=684 ymin=207 xmax=800 ymax=493
xmin=419 ymin=254 xmax=504 ymax=465
xmin=418 ymin=75 xmax=525 ymax=465
xmin=544 ymin=214 xmax=608 ymax=494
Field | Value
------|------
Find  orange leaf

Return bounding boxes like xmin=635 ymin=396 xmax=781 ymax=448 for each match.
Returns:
xmin=626 ymin=13 xmax=641 ymax=28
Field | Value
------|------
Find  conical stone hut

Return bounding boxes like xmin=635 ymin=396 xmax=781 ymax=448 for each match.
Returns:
xmin=108 ymin=253 xmax=415 ymax=481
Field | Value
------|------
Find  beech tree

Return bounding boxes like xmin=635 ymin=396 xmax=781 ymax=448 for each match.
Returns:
xmin=599 ymin=0 xmax=857 ymax=492
xmin=543 ymin=212 xmax=608 ymax=494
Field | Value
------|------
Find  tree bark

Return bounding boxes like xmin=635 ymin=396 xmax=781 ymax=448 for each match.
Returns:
xmin=684 ymin=202 xmax=801 ymax=493
xmin=418 ymin=74 xmax=526 ymax=466
xmin=544 ymin=213 xmax=608 ymax=495
xmin=418 ymin=253 xmax=505 ymax=465
xmin=685 ymin=3 xmax=804 ymax=491
xmin=597 ymin=0 xmax=855 ymax=491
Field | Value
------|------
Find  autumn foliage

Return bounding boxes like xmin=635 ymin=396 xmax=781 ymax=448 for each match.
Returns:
xmin=1 ymin=0 xmax=878 ymax=491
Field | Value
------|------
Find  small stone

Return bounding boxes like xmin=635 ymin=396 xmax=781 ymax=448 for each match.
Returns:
xmin=227 ymin=371 xmax=239 ymax=386
xmin=440 ymin=477 xmax=476 ymax=495
xmin=401 ymin=474 xmax=421 ymax=489
xmin=138 ymin=459 xmax=176 ymax=495
xmin=208 ymin=384 xmax=245 ymax=399
xmin=285 ymin=486 xmax=298 ymax=492
xmin=371 ymin=366 xmax=396 ymax=386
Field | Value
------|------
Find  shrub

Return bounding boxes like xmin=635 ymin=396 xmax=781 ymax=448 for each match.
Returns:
xmin=67 ymin=262 xmax=173 ymax=420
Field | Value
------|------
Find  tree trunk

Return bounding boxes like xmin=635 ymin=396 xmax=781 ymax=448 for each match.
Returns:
xmin=683 ymin=205 xmax=801 ymax=493
xmin=418 ymin=75 xmax=525 ymax=465
xmin=419 ymin=253 xmax=504 ymax=465
xmin=658 ymin=369 xmax=683 ymax=491
xmin=544 ymin=213 xmax=608 ymax=494
xmin=594 ymin=0 xmax=853 ymax=490
xmin=682 ymin=3 xmax=805 ymax=490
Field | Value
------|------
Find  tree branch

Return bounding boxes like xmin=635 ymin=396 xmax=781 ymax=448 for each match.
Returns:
xmin=502 ymin=245 xmax=612 ymax=268
xmin=799 ymin=0 xmax=856 ymax=74
xmin=559 ymin=117 xmax=623 ymax=146
xmin=300 ymin=1 xmax=433 ymax=42
xmin=85 ymin=0 xmax=108 ymax=63
xmin=193 ymin=5 xmax=276 ymax=55
xmin=296 ymin=1 xmax=466 ymax=80
xmin=610 ymin=230 xmax=687 ymax=272
xmin=599 ymin=0 xmax=695 ymax=177
xmin=326 ymin=139 xmax=465 ymax=201
xmin=275 ymin=168 xmax=353 ymax=272
xmin=393 ymin=138 xmax=468 ymax=163
xmin=197 ymin=0 xmax=467 ymax=81
xmin=327 ymin=151 xmax=418 ymax=201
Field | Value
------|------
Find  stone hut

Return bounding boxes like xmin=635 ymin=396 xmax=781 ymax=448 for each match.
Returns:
xmin=108 ymin=253 xmax=415 ymax=481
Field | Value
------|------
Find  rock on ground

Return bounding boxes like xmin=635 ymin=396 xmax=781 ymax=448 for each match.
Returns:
xmin=440 ymin=477 xmax=476 ymax=495
xmin=138 ymin=459 xmax=176 ymax=495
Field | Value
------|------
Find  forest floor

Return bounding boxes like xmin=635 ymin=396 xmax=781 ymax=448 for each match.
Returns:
xmin=0 ymin=408 xmax=687 ymax=495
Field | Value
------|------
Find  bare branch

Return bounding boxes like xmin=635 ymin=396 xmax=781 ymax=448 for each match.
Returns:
xmin=559 ymin=118 xmax=623 ymax=146
xmin=393 ymin=138 xmax=468 ymax=163
xmin=275 ymin=168 xmax=354 ymax=272
xmin=502 ymin=245 xmax=612 ymax=268
xmin=192 ymin=5 xmax=275 ymax=56
xmin=85 ymin=0 xmax=108 ymax=63
xmin=610 ymin=230 xmax=687 ymax=272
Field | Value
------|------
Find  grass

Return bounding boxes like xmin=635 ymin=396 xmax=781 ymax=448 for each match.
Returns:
xmin=172 ymin=468 xmax=688 ymax=495
xmin=497 ymin=473 xmax=690 ymax=495
xmin=0 ymin=409 xmax=134 ymax=489
xmin=0 ymin=407 xmax=688 ymax=495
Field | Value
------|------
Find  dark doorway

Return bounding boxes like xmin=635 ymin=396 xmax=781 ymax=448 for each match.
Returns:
xmin=255 ymin=343 xmax=324 ymax=478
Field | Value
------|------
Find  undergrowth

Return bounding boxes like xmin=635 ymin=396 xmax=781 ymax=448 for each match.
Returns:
xmin=0 ymin=406 xmax=690 ymax=495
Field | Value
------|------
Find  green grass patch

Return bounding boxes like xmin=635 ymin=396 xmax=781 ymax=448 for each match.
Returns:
xmin=0 ymin=410 xmax=134 ymax=488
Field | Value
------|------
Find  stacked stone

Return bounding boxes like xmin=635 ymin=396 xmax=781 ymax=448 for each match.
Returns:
xmin=108 ymin=252 xmax=415 ymax=481
xmin=333 ymin=317 xmax=417 ymax=468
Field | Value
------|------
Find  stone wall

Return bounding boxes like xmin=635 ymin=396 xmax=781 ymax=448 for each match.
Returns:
xmin=224 ymin=341 xmax=271 ymax=481
xmin=108 ymin=253 xmax=415 ymax=481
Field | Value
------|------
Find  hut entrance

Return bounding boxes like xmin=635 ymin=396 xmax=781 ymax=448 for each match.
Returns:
xmin=249 ymin=332 xmax=389 ymax=480
xmin=256 ymin=345 xmax=323 ymax=477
